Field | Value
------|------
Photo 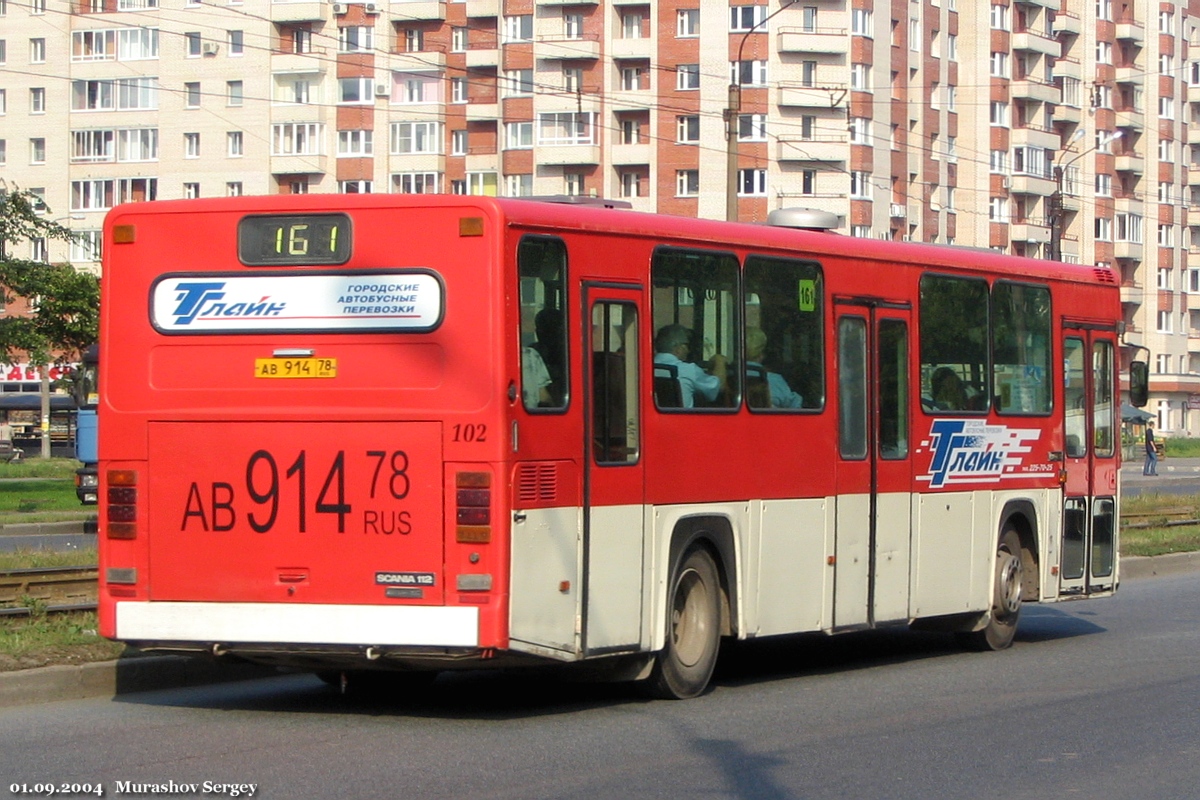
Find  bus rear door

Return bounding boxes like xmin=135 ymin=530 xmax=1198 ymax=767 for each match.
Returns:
xmin=833 ymin=299 xmax=914 ymax=628
xmin=1060 ymin=327 xmax=1119 ymax=596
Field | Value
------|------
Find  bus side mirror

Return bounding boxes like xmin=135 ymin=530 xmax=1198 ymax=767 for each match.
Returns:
xmin=1129 ymin=361 xmax=1149 ymax=408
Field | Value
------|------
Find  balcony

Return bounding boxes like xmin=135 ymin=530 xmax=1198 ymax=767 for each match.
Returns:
xmin=1053 ymin=104 xmax=1082 ymax=124
xmin=889 ymin=203 xmax=907 ymax=219
xmin=465 ymin=46 xmax=498 ymax=67
xmin=1053 ymin=58 xmax=1082 ymax=80
xmin=1115 ymin=66 xmax=1144 ymax=86
xmin=1189 ymin=166 xmax=1200 ymax=187
xmin=1120 ymin=282 xmax=1143 ymax=304
xmin=1052 ymin=12 xmax=1082 ymax=35
xmin=1114 ymin=195 xmax=1144 ymax=215
xmin=1190 ymin=84 xmax=1200 ymax=104
xmin=465 ymin=0 xmax=499 ymax=17
xmin=778 ymin=27 xmax=847 ymax=54
xmin=1009 ymin=173 xmax=1056 ymax=196
xmin=610 ymin=143 xmax=650 ymax=165
xmin=1015 ymin=0 xmax=1058 ymax=8
xmin=536 ymin=35 xmax=600 ymax=60
xmin=389 ymin=0 xmax=446 ymax=20
xmin=1011 ymin=220 xmax=1052 ymax=243
xmin=1114 ymin=240 xmax=1144 ymax=261
xmin=1115 ymin=110 xmax=1145 ymax=131
xmin=776 ymin=134 xmax=848 ymax=163
xmin=778 ymin=82 xmax=843 ymax=108
xmin=1115 ymin=153 xmax=1145 ymax=174
xmin=536 ymin=144 xmax=601 ymax=165
xmin=272 ymin=49 xmax=330 ymax=73
xmin=269 ymin=0 xmax=326 ymax=22
xmin=1059 ymin=193 xmax=1082 ymax=212
xmin=1010 ymin=125 xmax=1060 ymax=151
xmin=1012 ymin=31 xmax=1060 ymax=57
xmin=1116 ymin=20 xmax=1145 ymax=44
xmin=1190 ymin=127 xmax=1200 ymax=145
xmin=391 ymin=49 xmax=446 ymax=69
xmin=608 ymin=90 xmax=654 ymax=112
xmin=610 ymin=38 xmax=652 ymax=59
xmin=1012 ymin=77 xmax=1060 ymax=104
xmin=270 ymin=153 xmax=328 ymax=173
xmin=465 ymin=102 xmax=499 ymax=121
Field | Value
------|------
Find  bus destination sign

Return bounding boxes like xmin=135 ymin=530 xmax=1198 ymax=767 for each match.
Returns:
xmin=238 ymin=214 xmax=352 ymax=266
xmin=150 ymin=272 xmax=443 ymax=334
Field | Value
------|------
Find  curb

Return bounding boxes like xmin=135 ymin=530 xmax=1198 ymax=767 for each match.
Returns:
xmin=0 ymin=519 xmax=96 ymax=537
xmin=0 ymin=553 xmax=1195 ymax=709
xmin=0 ymin=655 xmax=278 ymax=709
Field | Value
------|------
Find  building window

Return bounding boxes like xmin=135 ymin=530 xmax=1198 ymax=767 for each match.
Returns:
xmin=1095 ymin=216 xmax=1112 ymax=241
xmin=538 ymin=112 xmax=595 ymax=145
xmin=340 ymin=180 xmax=372 ymax=193
xmin=850 ymin=63 xmax=870 ymax=90
xmin=338 ymin=77 xmax=372 ymax=104
xmin=392 ymin=172 xmax=441 ymax=194
xmin=227 ymin=131 xmax=242 ymax=157
xmin=505 ymin=174 xmax=533 ymax=197
xmin=989 ymin=197 xmax=1009 ymax=222
xmin=851 ymin=8 xmax=872 ymax=36
xmin=30 ymin=87 xmax=45 ymax=113
xmin=563 ymin=172 xmax=584 ymax=196
xmin=183 ymin=182 xmax=200 ymax=199
xmin=850 ymin=171 xmax=871 ymax=199
xmin=337 ymin=129 xmax=374 ymax=156
xmin=227 ymin=30 xmax=243 ymax=55
xmin=227 ymin=182 xmax=242 ymax=197
xmin=505 ymin=121 xmax=533 ymax=149
xmin=502 ymin=69 xmax=533 ymax=97
xmin=338 ymin=26 xmax=374 ymax=53
xmin=677 ymin=64 xmax=700 ymax=90
xmin=502 ymin=15 xmax=533 ymax=43
xmin=676 ymin=169 xmax=699 ymax=197
xmin=731 ymin=60 xmax=768 ymax=87
xmin=451 ymin=27 xmax=467 ymax=52
xmin=184 ymin=82 xmax=200 ymax=108
xmin=989 ymin=101 xmax=1009 ymax=127
xmin=70 ymin=230 xmax=102 ymax=263
xmin=990 ymin=52 xmax=1009 ymax=77
xmin=451 ymin=129 xmax=467 ymax=155
xmin=677 ymin=115 xmax=700 ymax=143
xmin=451 ymin=77 xmax=467 ymax=103
xmin=30 ymin=37 xmax=45 ymax=63
xmin=184 ymin=131 xmax=199 ymax=158
xmin=730 ymin=5 xmax=768 ymax=32
xmin=621 ymin=12 xmax=643 ymax=38
xmin=29 ymin=138 xmax=45 ymax=164
xmin=186 ymin=31 xmax=201 ymax=56
xmin=390 ymin=121 xmax=440 ymax=154
xmin=738 ymin=114 xmax=766 ymax=141
xmin=404 ymin=29 xmax=424 ymax=52
xmin=738 ymin=168 xmax=766 ymax=196
xmin=619 ymin=170 xmax=643 ymax=198
xmin=677 ymin=9 xmax=699 ymax=37
xmin=990 ymin=4 xmax=1009 ymax=30
xmin=272 ymin=122 xmax=323 ymax=156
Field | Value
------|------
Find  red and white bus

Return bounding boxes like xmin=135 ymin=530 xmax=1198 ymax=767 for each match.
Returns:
xmin=96 ymin=195 xmax=1147 ymax=699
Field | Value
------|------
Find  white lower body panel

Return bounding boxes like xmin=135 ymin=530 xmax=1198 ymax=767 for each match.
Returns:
xmin=116 ymin=602 xmax=479 ymax=647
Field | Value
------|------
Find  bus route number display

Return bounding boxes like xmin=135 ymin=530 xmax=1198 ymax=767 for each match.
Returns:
xmin=238 ymin=214 xmax=352 ymax=266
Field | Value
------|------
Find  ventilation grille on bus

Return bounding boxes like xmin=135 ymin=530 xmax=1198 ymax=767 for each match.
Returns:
xmin=1093 ymin=267 xmax=1117 ymax=284
xmin=517 ymin=463 xmax=558 ymax=504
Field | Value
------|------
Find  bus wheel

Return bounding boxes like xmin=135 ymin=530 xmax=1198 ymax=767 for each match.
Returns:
xmin=647 ymin=546 xmax=721 ymax=699
xmin=959 ymin=528 xmax=1023 ymax=652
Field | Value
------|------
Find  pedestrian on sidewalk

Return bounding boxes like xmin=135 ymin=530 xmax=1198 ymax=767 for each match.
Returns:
xmin=1144 ymin=422 xmax=1159 ymax=476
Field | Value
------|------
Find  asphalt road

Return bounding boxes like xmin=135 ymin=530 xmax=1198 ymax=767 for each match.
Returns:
xmin=1 ymin=570 xmax=1197 ymax=800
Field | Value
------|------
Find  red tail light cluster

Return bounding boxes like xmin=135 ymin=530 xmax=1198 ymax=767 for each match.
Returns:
xmin=106 ymin=469 xmax=138 ymax=539
xmin=456 ymin=471 xmax=491 ymax=543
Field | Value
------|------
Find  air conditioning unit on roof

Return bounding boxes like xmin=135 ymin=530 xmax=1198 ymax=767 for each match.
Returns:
xmin=332 ymin=2 xmax=348 ymax=14
xmin=364 ymin=2 xmax=381 ymax=13
xmin=374 ymin=83 xmax=390 ymax=97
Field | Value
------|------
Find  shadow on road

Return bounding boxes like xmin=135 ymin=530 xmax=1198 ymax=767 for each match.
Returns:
xmin=111 ymin=603 xmax=1107 ymax=719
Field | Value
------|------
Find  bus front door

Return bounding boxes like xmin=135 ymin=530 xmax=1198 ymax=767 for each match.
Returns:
xmin=1059 ymin=328 xmax=1119 ymax=596
xmin=582 ymin=284 xmax=646 ymax=654
xmin=833 ymin=301 xmax=914 ymax=629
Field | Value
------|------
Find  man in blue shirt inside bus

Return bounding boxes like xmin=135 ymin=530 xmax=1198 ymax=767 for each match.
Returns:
xmin=654 ymin=324 xmax=727 ymax=408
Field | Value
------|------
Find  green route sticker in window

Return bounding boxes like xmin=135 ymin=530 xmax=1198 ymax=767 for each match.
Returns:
xmin=798 ymin=279 xmax=817 ymax=312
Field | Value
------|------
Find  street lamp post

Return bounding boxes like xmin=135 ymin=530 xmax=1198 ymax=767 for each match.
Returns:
xmin=726 ymin=0 xmax=799 ymax=222
xmin=1049 ymin=129 xmax=1122 ymax=261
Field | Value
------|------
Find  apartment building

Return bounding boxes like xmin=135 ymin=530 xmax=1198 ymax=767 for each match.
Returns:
xmin=1 ymin=0 xmax=1199 ymax=429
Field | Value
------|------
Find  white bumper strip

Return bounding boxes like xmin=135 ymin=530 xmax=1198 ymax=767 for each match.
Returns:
xmin=116 ymin=602 xmax=479 ymax=647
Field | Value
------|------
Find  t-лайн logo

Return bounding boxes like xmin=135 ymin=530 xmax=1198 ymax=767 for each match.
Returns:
xmin=169 ymin=281 xmax=285 ymax=325
xmin=920 ymin=419 xmax=1042 ymax=489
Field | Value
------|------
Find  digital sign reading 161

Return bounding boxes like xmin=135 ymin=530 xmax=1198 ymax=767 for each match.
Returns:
xmin=238 ymin=213 xmax=352 ymax=266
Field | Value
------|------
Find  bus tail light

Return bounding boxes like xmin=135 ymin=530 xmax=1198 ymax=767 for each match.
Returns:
xmin=106 ymin=469 xmax=139 ymax=539
xmin=456 ymin=471 xmax=491 ymax=543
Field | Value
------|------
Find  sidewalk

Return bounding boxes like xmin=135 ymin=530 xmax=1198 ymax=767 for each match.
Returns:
xmin=1121 ymin=456 xmax=1200 ymax=490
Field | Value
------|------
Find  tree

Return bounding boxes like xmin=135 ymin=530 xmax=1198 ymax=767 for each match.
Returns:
xmin=0 ymin=187 xmax=100 ymax=457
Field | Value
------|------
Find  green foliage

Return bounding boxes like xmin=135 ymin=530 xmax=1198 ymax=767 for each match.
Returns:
xmin=0 ymin=188 xmax=100 ymax=365
xmin=1163 ymin=438 xmax=1200 ymax=458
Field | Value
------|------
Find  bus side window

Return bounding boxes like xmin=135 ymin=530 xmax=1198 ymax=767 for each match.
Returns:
xmin=650 ymin=247 xmax=740 ymax=411
xmin=919 ymin=274 xmax=989 ymax=414
xmin=743 ymin=255 xmax=824 ymax=412
xmin=518 ymin=236 xmax=569 ymax=412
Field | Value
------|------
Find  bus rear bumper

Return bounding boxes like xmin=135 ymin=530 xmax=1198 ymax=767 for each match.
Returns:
xmin=115 ymin=601 xmax=479 ymax=648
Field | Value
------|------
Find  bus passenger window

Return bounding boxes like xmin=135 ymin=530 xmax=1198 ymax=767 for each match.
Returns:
xmin=744 ymin=256 xmax=824 ymax=411
xmin=518 ymin=237 xmax=568 ymax=412
xmin=991 ymin=282 xmax=1051 ymax=415
xmin=919 ymin=274 xmax=989 ymax=414
xmin=651 ymin=248 xmax=740 ymax=411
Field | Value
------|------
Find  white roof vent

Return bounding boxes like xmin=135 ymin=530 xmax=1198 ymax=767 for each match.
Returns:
xmin=767 ymin=208 xmax=840 ymax=231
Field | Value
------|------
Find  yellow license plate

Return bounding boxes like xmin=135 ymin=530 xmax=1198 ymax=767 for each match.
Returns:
xmin=254 ymin=358 xmax=338 ymax=379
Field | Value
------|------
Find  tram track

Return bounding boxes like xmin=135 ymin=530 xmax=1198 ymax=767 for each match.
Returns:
xmin=0 ymin=566 xmax=98 ymax=616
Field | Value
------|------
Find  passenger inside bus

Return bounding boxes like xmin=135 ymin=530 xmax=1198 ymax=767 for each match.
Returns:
xmin=530 ymin=308 xmax=566 ymax=405
xmin=744 ymin=327 xmax=803 ymax=410
xmin=653 ymin=324 xmax=727 ymax=408
xmin=925 ymin=366 xmax=968 ymax=411
xmin=521 ymin=346 xmax=553 ymax=408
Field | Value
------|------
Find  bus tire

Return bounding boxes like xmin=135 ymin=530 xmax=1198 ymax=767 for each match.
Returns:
xmin=647 ymin=546 xmax=721 ymax=699
xmin=958 ymin=528 xmax=1023 ymax=652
